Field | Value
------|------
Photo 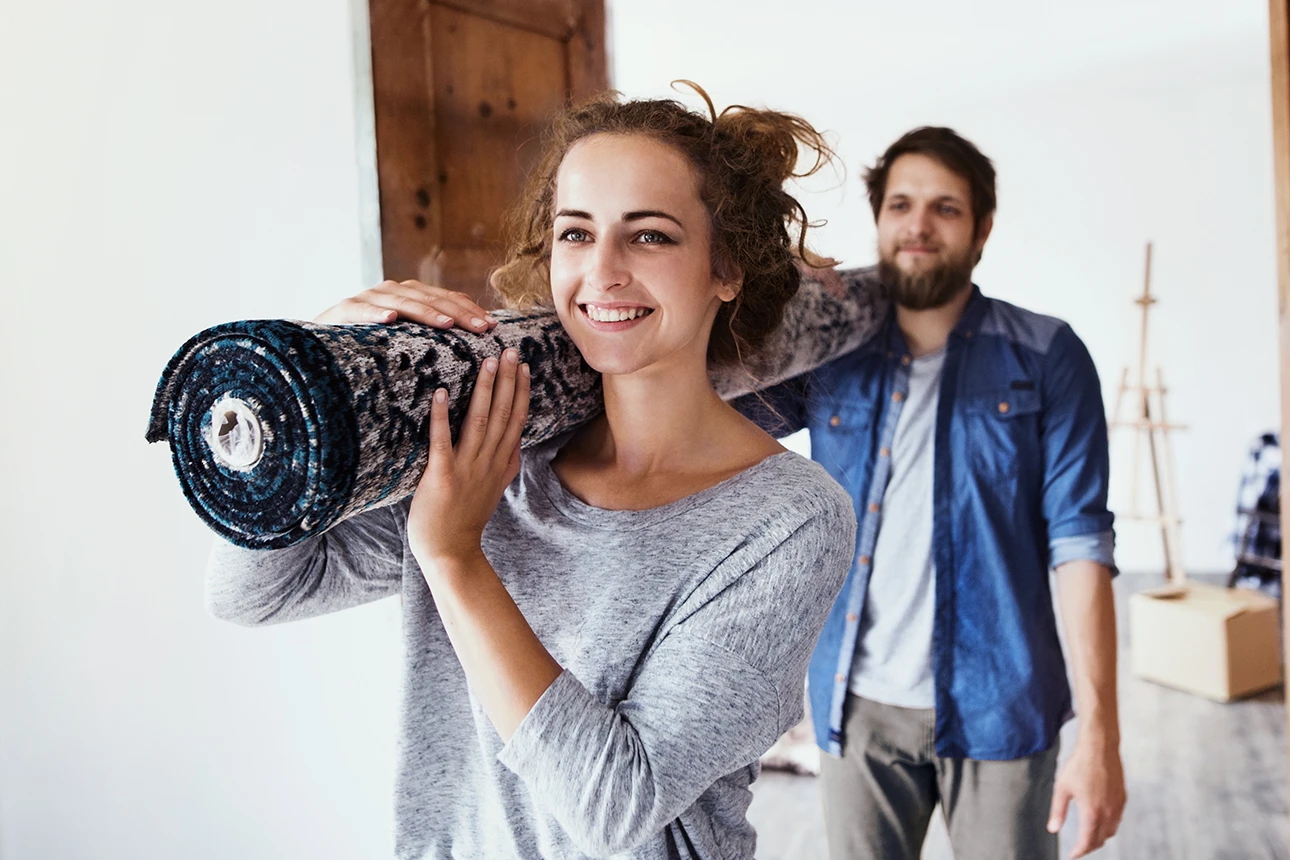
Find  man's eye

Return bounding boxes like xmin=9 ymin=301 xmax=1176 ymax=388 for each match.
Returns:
xmin=939 ymin=206 xmax=960 ymax=216
xmin=636 ymin=230 xmax=673 ymax=245
xmin=888 ymin=201 xmax=908 ymax=212
xmin=558 ymin=228 xmax=590 ymax=243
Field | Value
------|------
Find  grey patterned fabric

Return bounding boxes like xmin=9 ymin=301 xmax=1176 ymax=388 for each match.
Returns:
xmin=147 ymin=267 xmax=886 ymax=549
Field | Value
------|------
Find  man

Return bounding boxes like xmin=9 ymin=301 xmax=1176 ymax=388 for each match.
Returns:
xmin=738 ymin=127 xmax=1126 ymax=860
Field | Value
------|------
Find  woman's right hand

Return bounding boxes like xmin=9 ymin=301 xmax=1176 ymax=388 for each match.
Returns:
xmin=407 ymin=348 xmax=530 ymax=568
xmin=314 ymin=279 xmax=498 ymax=333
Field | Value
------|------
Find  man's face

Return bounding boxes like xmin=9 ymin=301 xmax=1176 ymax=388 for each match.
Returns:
xmin=875 ymin=153 xmax=991 ymax=310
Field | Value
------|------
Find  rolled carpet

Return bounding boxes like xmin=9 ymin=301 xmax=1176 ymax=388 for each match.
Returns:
xmin=147 ymin=267 xmax=886 ymax=549
xmin=146 ymin=310 xmax=601 ymax=549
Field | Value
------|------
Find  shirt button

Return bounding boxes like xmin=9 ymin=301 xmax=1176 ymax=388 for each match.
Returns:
xmin=880 ymin=447 xmax=891 ymax=457
xmin=965 ymin=329 xmax=974 ymax=338
xmin=835 ymin=673 xmax=846 ymax=683
xmin=858 ymin=555 xmax=871 ymax=565
xmin=886 ymin=350 xmax=895 ymax=358
xmin=892 ymin=392 xmax=905 ymax=403
xmin=901 ymin=355 xmax=911 ymax=365
xmin=829 ymin=415 xmax=841 ymax=426
xmin=998 ymin=402 xmax=1010 ymax=414
xmin=846 ymin=612 xmax=858 ymax=622
xmin=868 ymin=503 xmax=880 ymax=513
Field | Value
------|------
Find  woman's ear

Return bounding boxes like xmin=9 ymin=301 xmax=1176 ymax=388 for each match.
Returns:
xmin=716 ymin=266 xmax=744 ymax=303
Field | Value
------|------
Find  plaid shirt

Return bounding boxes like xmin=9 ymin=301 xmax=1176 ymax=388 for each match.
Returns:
xmin=1232 ymin=432 xmax=1281 ymax=575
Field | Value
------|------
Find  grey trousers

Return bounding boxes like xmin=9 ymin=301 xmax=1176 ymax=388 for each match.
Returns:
xmin=819 ymin=694 xmax=1060 ymax=860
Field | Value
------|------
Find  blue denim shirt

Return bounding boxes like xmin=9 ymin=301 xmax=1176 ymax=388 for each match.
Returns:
xmin=738 ymin=282 xmax=1115 ymax=760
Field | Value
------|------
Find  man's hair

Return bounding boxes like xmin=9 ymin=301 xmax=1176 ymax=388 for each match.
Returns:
xmin=863 ymin=127 xmax=996 ymax=237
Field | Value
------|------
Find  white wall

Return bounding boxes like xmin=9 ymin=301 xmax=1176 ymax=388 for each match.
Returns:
xmin=0 ymin=1 xmax=1278 ymax=857
xmin=0 ymin=0 xmax=402 ymax=857
xmin=609 ymin=0 xmax=1279 ymax=574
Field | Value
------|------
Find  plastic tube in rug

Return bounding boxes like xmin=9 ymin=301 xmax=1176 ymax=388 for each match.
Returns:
xmin=146 ymin=267 xmax=887 ymax=549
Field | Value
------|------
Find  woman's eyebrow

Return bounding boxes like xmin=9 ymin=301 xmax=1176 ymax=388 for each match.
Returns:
xmin=623 ymin=210 xmax=683 ymax=227
xmin=554 ymin=209 xmax=685 ymax=228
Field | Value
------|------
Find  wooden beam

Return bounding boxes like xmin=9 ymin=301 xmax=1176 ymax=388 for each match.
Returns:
xmin=369 ymin=0 xmax=442 ymax=283
xmin=567 ymin=0 xmax=610 ymax=102
xmin=432 ymin=0 xmax=579 ymax=41
xmin=1269 ymin=0 xmax=1290 ymax=817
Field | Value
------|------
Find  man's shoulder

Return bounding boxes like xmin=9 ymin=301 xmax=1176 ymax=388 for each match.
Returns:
xmin=975 ymin=293 xmax=1076 ymax=357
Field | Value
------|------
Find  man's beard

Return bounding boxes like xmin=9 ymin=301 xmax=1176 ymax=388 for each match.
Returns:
xmin=877 ymin=246 xmax=976 ymax=311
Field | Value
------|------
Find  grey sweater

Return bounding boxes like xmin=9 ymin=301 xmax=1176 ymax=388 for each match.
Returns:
xmin=206 ymin=439 xmax=857 ymax=859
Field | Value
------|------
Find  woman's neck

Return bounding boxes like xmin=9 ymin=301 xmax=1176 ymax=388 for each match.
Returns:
xmin=582 ymin=362 xmax=731 ymax=476
xmin=552 ymin=345 xmax=784 ymax=511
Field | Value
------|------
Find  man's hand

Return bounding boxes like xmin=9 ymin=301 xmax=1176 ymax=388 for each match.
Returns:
xmin=1048 ymin=737 xmax=1126 ymax=858
xmin=314 ymin=279 xmax=497 ymax=332
xmin=792 ymin=254 xmax=846 ymax=297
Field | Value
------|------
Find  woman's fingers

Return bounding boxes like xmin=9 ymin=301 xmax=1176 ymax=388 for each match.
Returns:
xmin=371 ymin=281 xmax=495 ymax=331
xmin=357 ymin=282 xmax=454 ymax=328
xmin=425 ymin=388 xmax=454 ymax=475
xmin=314 ymin=298 xmax=399 ymax=325
xmin=481 ymin=349 xmax=519 ymax=457
xmin=497 ymin=361 xmax=530 ymax=467
xmin=316 ymin=280 xmax=498 ymax=329
xmin=458 ymin=355 xmax=499 ymax=462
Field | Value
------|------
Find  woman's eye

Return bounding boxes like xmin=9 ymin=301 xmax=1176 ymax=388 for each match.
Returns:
xmin=636 ymin=230 xmax=673 ymax=245
xmin=558 ymin=228 xmax=590 ymax=243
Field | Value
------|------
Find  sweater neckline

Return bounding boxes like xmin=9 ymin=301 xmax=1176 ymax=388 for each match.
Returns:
xmin=528 ymin=439 xmax=799 ymax=531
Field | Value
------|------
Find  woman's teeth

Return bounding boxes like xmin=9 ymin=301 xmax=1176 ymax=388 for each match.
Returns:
xmin=584 ymin=305 xmax=652 ymax=322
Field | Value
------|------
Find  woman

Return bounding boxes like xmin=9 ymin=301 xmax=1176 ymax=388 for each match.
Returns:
xmin=208 ymin=86 xmax=857 ymax=859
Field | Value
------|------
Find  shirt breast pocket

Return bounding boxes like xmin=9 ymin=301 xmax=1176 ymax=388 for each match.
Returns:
xmin=965 ymin=387 xmax=1041 ymax=483
xmin=809 ymin=401 xmax=874 ymax=485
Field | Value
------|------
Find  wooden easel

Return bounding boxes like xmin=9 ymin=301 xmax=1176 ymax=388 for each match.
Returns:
xmin=1109 ymin=242 xmax=1188 ymax=583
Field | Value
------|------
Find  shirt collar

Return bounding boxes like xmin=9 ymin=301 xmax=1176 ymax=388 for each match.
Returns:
xmin=860 ymin=284 xmax=988 ymax=360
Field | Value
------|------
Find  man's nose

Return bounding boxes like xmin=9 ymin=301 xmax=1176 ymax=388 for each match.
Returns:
xmin=907 ymin=205 xmax=935 ymax=238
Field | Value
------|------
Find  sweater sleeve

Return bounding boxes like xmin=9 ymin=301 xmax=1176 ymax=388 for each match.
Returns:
xmin=205 ymin=501 xmax=406 ymax=626
xmin=495 ymin=488 xmax=856 ymax=856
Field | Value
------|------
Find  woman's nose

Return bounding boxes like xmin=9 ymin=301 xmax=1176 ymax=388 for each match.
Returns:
xmin=587 ymin=241 xmax=629 ymax=290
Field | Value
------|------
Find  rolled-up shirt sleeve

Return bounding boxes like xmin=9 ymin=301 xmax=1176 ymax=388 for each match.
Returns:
xmin=1039 ymin=325 xmax=1117 ymax=573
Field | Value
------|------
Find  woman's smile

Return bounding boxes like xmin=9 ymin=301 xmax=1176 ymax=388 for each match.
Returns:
xmin=579 ymin=302 xmax=655 ymax=328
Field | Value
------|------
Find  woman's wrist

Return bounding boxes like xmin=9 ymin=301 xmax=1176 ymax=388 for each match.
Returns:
xmin=413 ymin=545 xmax=490 ymax=585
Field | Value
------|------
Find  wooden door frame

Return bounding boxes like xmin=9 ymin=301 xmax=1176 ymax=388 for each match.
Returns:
xmin=1271 ymin=0 xmax=1290 ymax=821
xmin=351 ymin=0 xmax=607 ymax=293
xmin=350 ymin=0 xmax=385 ymax=289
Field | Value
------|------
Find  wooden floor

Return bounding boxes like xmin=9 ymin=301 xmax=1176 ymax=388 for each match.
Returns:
xmin=747 ymin=574 xmax=1290 ymax=859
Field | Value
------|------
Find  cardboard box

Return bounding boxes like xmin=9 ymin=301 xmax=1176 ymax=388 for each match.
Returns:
xmin=1129 ymin=581 xmax=1282 ymax=701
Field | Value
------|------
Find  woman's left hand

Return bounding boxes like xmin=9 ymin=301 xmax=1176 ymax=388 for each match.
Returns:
xmin=408 ymin=348 xmax=530 ymax=571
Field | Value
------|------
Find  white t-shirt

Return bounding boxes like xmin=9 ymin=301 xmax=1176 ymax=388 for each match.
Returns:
xmin=848 ymin=349 xmax=945 ymax=709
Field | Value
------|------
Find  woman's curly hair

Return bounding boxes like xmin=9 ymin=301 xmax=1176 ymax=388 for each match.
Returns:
xmin=490 ymin=82 xmax=835 ymax=366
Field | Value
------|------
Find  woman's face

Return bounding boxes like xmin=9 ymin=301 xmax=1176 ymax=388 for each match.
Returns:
xmin=548 ymin=133 xmax=736 ymax=379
